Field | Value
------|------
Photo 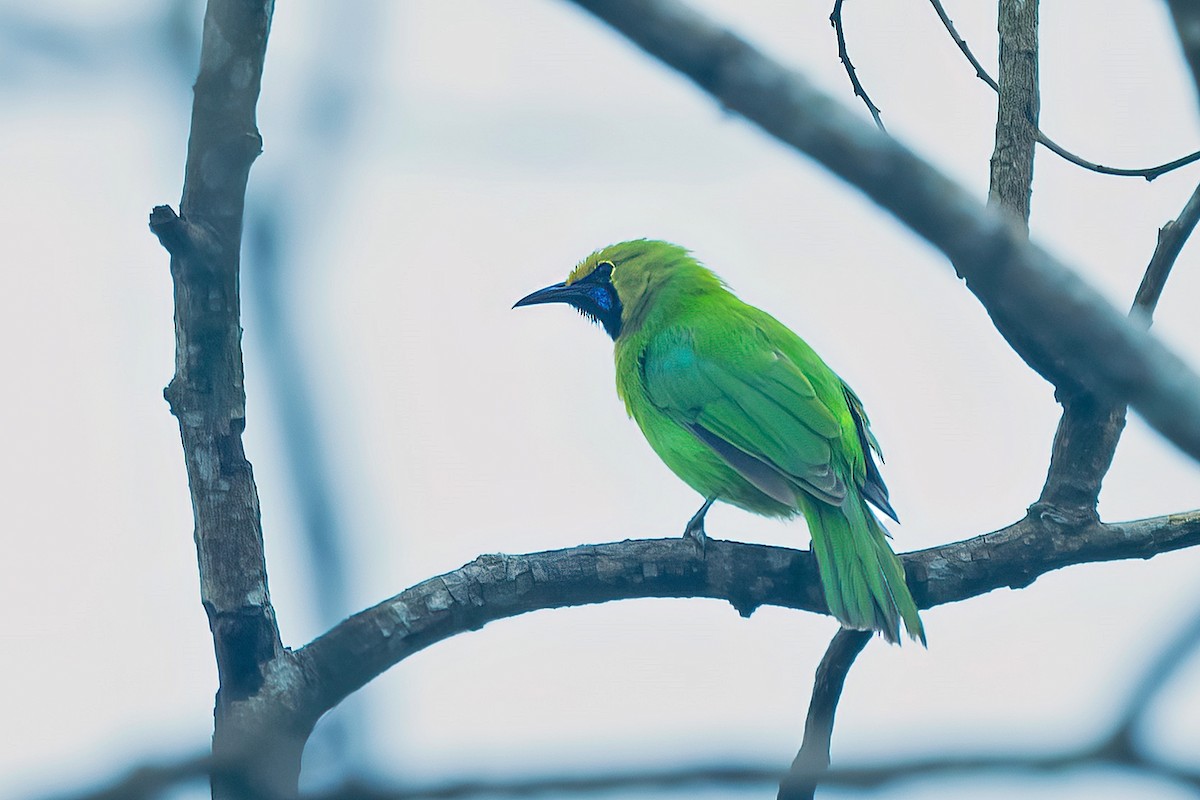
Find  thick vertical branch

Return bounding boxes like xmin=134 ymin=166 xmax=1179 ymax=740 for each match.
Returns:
xmin=977 ymin=0 xmax=1069 ymax=391
xmin=1035 ymin=396 xmax=1126 ymax=521
xmin=149 ymin=0 xmax=295 ymax=796
xmin=988 ymin=0 xmax=1039 ymax=224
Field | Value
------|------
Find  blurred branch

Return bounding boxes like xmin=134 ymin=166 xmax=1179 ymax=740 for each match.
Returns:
xmin=48 ymin=719 xmax=1200 ymax=800
xmin=829 ymin=0 xmax=885 ymax=131
xmin=1169 ymin=1 xmax=1200 ymax=105
xmin=979 ymin=0 xmax=1064 ymax=407
xmin=778 ymin=629 xmax=872 ymax=800
xmin=246 ymin=214 xmax=352 ymax=638
xmin=929 ymin=0 xmax=1200 ymax=181
xmin=566 ymin=0 xmax=1200 ymax=461
xmin=1111 ymin=604 xmax=1200 ymax=746
xmin=149 ymin=1 xmax=304 ymax=797
xmin=241 ymin=3 xmax=384 ymax=781
xmin=42 ymin=756 xmax=213 ymax=800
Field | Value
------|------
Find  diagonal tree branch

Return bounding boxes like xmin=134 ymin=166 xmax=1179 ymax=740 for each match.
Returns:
xmin=778 ymin=628 xmax=872 ymax=800
xmin=565 ymin=0 xmax=1200 ymax=461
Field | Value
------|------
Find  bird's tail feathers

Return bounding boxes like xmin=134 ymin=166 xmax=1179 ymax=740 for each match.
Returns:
xmin=802 ymin=494 xmax=925 ymax=645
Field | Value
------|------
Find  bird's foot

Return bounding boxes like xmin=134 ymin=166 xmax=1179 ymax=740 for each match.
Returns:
xmin=682 ymin=496 xmax=716 ymax=557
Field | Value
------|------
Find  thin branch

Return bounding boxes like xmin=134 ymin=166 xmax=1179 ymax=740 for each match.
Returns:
xmin=779 ymin=628 xmax=872 ymax=800
xmin=1132 ymin=179 xmax=1200 ymax=320
xmin=1035 ymin=133 xmax=1200 ymax=182
xmin=829 ymin=0 xmax=885 ymax=131
xmin=929 ymin=0 xmax=1200 ymax=181
xmin=927 ymin=0 xmax=998 ymax=90
xmin=1037 ymin=178 xmax=1200 ymax=515
xmin=567 ymin=0 xmax=1200 ymax=460
xmin=842 ymin=0 xmax=1173 ymax=189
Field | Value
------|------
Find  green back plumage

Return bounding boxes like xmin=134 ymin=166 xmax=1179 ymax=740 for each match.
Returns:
xmin=544 ymin=240 xmax=923 ymax=644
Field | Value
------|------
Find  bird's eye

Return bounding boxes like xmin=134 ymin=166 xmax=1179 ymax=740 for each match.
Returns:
xmin=590 ymin=261 xmax=615 ymax=282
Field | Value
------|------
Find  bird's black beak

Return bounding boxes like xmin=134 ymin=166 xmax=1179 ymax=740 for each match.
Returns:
xmin=514 ymin=273 xmax=624 ymax=339
xmin=513 ymin=282 xmax=579 ymax=309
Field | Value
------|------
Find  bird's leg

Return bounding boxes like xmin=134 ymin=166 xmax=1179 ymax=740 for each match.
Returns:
xmin=683 ymin=496 xmax=717 ymax=554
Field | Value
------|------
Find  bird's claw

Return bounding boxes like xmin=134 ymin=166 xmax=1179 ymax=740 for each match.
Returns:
xmin=682 ymin=496 xmax=715 ymax=557
xmin=683 ymin=525 xmax=707 ymax=557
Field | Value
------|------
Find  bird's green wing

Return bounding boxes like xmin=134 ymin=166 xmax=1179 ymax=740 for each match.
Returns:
xmin=640 ymin=321 xmax=848 ymax=508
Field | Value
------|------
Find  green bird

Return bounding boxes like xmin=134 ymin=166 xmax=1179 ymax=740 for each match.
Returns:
xmin=515 ymin=240 xmax=924 ymax=644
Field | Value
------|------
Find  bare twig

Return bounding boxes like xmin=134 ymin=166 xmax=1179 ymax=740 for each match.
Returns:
xmin=1037 ymin=178 xmax=1200 ymax=515
xmin=927 ymin=0 xmax=998 ymax=90
xmin=829 ymin=0 xmax=885 ymax=131
xmin=779 ymin=629 xmax=872 ymax=800
xmin=930 ymin=0 xmax=1200 ymax=181
xmin=930 ymin=0 xmax=1200 ymax=190
xmin=1132 ymin=179 xmax=1200 ymax=320
xmin=568 ymin=0 xmax=1200 ymax=460
xmin=1035 ymin=133 xmax=1200 ymax=182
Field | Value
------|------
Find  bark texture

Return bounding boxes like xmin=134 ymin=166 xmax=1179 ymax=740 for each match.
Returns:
xmin=149 ymin=1 xmax=301 ymax=796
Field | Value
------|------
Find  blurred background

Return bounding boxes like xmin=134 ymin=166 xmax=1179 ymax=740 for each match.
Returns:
xmin=2 ymin=1 xmax=1200 ymax=798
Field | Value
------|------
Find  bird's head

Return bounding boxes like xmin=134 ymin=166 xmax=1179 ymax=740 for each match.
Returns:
xmin=514 ymin=239 xmax=719 ymax=339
